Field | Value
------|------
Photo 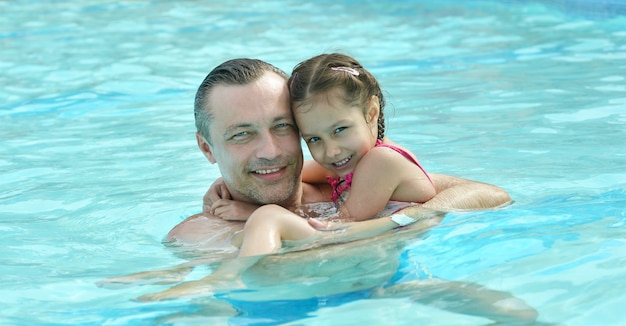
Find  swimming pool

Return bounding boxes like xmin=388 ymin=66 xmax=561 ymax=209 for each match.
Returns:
xmin=1 ymin=0 xmax=625 ymax=324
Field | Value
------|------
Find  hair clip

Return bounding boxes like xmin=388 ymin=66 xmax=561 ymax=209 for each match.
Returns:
xmin=330 ymin=66 xmax=360 ymax=76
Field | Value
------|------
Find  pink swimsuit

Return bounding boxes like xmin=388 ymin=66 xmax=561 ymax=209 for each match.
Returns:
xmin=326 ymin=140 xmax=434 ymax=203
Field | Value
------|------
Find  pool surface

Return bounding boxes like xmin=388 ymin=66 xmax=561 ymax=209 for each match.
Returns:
xmin=1 ymin=0 xmax=625 ymax=325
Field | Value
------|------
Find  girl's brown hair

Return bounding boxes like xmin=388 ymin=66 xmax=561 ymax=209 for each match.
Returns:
xmin=288 ymin=53 xmax=386 ymax=140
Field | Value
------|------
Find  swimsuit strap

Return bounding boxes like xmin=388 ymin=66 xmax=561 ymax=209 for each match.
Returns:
xmin=326 ymin=172 xmax=353 ymax=202
xmin=374 ymin=140 xmax=434 ymax=186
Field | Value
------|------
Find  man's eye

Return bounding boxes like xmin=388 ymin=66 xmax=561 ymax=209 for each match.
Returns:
xmin=275 ymin=122 xmax=294 ymax=130
xmin=334 ymin=126 xmax=347 ymax=134
xmin=232 ymin=131 xmax=249 ymax=140
xmin=274 ymin=122 xmax=296 ymax=135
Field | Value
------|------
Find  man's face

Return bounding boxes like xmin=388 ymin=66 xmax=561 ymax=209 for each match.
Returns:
xmin=198 ymin=71 xmax=304 ymax=207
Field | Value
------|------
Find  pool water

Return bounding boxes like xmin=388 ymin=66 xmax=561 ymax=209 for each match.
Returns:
xmin=1 ymin=0 xmax=625 ymax=325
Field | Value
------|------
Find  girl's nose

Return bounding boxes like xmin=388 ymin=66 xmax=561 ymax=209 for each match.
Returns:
xmin=325 ymin=141 xmax=341 ymax=158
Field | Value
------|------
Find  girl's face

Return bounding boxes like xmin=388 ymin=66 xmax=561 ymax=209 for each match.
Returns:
xmin=294 ymin=88 xmax=379 ymax=178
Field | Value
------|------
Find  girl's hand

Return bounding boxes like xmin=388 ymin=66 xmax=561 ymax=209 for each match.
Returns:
xmin=203 ymin=177 xmax=231 ymax=214
xmin=210 ymin=199 xmax=259 ymax=221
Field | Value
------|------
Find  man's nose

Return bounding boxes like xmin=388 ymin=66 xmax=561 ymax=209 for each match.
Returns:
xmin=257 ymin=133 xmax=282 ymax=160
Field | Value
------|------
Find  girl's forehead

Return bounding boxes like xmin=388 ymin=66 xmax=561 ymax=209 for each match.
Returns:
xmin=295 ymin=94 xmax=366 ymax=126
xmin=294 ymin=88 xmax=355 ymax=112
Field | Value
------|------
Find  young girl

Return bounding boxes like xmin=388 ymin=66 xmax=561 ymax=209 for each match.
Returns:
xmin=236 ymin=53 xmax=437 ymax=257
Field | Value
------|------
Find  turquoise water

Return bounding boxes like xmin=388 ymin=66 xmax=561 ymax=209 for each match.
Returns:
xmin=1 ymin=0 xmax=625 ymax=325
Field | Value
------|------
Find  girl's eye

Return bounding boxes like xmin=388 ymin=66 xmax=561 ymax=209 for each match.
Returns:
xmin=307 ymin=137 xmax=320 ymax=144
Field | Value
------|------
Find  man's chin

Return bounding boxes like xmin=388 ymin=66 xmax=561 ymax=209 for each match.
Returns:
xmin=257 ymin=193 xmax=296 ymax=207
xmin=253 ymin=184 xmax=299 ymax=206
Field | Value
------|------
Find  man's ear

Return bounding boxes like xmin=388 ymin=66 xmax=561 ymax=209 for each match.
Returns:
xmin=196 ymin=132 xmax=216 ymax=164
xmin=366 ymin=95 xmax=381 ymax=126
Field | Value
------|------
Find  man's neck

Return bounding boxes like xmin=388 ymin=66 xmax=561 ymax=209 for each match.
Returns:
xmin=229 ymin=184 xmax=306 ymax=211
xmin=300 ymin=182 xmax=332 ymax=206
xmin=278 ymin=184 xmax=305 ymax=210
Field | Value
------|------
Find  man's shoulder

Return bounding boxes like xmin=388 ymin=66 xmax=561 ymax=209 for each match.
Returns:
xmin=165 ymin=213 xmax=243 ymax=246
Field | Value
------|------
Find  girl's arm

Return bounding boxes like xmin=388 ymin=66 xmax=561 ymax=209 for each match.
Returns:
xmin=338 ymin=147 xmax=436 ymax=221
xmin=310 ymin=206 xmax=443 ymax=244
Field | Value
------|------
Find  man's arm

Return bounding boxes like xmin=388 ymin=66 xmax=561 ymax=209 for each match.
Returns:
xmin=424 ymin=174 xmax=512 ymax=211
xmin=308 ymin=173 xmax=512 ymax=241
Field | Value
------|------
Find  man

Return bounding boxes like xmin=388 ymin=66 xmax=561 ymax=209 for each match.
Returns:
xmin=165 ymin=58 xmax=512 ymax=248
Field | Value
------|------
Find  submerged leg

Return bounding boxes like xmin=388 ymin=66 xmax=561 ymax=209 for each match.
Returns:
xmin=96 ymin=255 xmax=227 ymax=289
xmin=373 ymin=278 xmax=540 ymax=324
xmin=135 ymin=206 xmax=318 ymax=302
xmin=134 ymin=255 xmax=262 ymax=302
xmin=96 ymin=266 xmax=194 ymax=289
